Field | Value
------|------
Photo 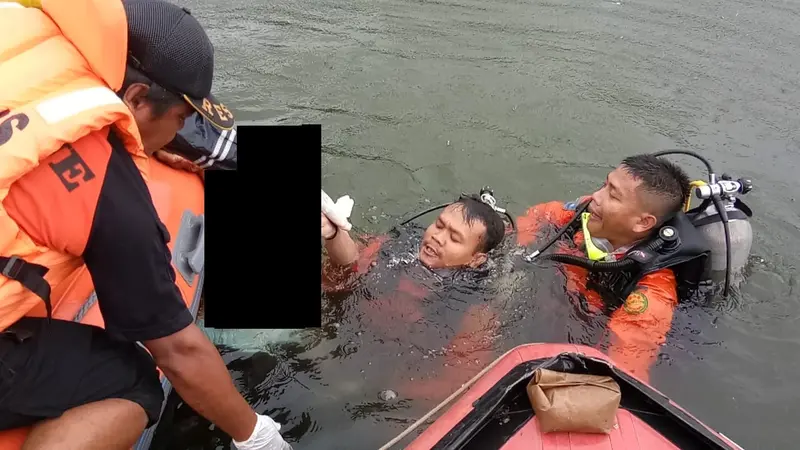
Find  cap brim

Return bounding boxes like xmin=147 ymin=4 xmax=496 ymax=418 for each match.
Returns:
xmin=183 ymin=92 xmax=235 ymax=131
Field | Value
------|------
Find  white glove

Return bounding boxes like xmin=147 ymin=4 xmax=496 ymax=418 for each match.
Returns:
xmin=232 ymin=414 xmax=293 ymax=450
xmin=321 ymin=189 xmax=354 ymax=231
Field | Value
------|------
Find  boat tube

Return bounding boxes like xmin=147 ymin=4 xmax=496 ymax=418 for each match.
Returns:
xmin=395 ymin=344 xmax=744 ymax=450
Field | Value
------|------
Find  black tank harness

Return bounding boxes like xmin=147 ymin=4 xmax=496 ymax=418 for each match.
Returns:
xmin=530 ymin=200 xmax=712 ymax=312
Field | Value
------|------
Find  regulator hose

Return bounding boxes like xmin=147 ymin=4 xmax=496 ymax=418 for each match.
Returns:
xmin=710 ymin=194 xmax=732 ymax=297
xmin=400 ymin=203 xmax=450 ymax=226
xmin=502 ymin=210 xmax=517 ymax=231
xmin=539 ymin=228 xmax=672 ymax=272
xmin=399 ymin=198 xmax=517 ymax=231
xmin=651 ymin=149 xmax=715 ymax=181
xmin=523 ymin=201 xmax=590 ymax=261
xmin=540 ymin=253 xmax=638 ymax=271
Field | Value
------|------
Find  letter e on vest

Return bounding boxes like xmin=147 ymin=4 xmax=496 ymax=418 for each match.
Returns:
xmin=48 ymin=144 xmax=96 ymax=192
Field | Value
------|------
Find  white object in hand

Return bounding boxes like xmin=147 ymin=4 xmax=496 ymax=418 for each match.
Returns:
xmin=232 ymin=414 xmax=293 ymax=450
xmin=321 ymin=189 xmax=354 ymax=231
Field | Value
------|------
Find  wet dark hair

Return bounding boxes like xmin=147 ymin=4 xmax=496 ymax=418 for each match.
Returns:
xmin=450 ymin=196 xmax=506 ymax=253
xmin=621 ymin=154 xmax=691 ymax=218
xmin=117 ymin=65 xmax=185 ymax=117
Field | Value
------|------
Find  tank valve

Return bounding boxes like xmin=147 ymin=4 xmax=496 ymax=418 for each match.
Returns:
xmin=696 ymin=178 xmax=753 ymax=200
xmin=738 ymin=178 xmax=753 ymax=194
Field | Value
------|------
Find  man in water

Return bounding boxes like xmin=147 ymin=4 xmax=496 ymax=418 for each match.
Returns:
xmin=321 ymin=195 xmax=508 ymax=398
xmin=322 ymin=196 xmax=505 ymax=272
xmin=516 ymin=154 xmax=701 ymax=382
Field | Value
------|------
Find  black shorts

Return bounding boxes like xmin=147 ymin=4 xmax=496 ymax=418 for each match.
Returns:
xmin=0 ymin=317 xmax=165 ymax=431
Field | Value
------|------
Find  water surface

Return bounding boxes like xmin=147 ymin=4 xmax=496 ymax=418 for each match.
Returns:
xmin=166 ymin=0 xmax=800 ymax=448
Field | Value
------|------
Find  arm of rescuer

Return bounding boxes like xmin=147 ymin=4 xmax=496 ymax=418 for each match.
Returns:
xmin=321 ymin=212 xmax=388 ymax=294
xmin=153 ymin=149 xmax=205 ymax=182
xmin=515 ymin=197 xmax=589 ymax=247
xmin=603 ymin=270 xmax=679 ymax=384
xmin=3 ymin=132 xmax=265 ymax=443
xmin=78 ymin=184 xmax=258 ymax=441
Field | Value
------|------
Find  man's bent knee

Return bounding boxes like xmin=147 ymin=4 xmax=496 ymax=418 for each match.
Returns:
xmin=22 ymin=399 xmax=149 ymax=450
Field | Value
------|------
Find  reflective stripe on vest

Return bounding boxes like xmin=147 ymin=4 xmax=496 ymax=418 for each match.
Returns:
xmin=36 ymin=87 xmax=125 ymax=125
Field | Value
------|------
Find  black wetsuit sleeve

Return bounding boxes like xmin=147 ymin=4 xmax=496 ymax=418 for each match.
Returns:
xmin=82 ymin=139 xmax=194 ymax=342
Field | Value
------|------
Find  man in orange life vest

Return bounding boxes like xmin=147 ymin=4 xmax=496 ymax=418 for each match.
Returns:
xmin=516 ymin=154 xmax=700 ymax=383
xmin=321 ymin=195 xmax=508 ymax=396
xmin=0 ymin=1 xmax=289 ymax=449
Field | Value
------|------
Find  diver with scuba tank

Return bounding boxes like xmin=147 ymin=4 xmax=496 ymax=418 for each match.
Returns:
xmin=517 ymin=152 xmax=753 ymax=382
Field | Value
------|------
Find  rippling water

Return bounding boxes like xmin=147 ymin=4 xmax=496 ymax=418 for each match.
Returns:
xmin=162 ymin=0 xmax=800 ymax=448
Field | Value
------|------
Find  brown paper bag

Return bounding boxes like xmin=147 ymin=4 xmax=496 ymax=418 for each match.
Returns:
xmin=526 ymin=368 xmax=621 ymax=434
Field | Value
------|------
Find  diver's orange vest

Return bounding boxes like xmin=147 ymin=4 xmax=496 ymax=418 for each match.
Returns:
xmin=0 ymin=0 xmax=147 ymax=331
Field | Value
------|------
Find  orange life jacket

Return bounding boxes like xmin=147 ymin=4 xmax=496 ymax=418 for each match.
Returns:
xmin=0 ymin=0 xmax=146 ymax=332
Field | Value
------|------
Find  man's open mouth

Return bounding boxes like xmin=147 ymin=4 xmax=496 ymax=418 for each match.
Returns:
xmin=422 ymin=243 xmax=438 ymax=257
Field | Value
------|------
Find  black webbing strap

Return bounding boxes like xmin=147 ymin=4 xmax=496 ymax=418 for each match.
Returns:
xmin=691 ymin=209 xmax=749 ymax=227
xmin=0 ymin=256 xmax=52 ymax=322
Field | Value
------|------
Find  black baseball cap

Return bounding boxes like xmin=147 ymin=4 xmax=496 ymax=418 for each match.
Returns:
xmin=123 ymin=0 xmax=234 ymax=130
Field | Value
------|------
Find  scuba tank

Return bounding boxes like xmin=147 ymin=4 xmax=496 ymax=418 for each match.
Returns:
xmin=164 ymin=112 xmax=237 ymax=170
xmin=654 ymin=151 xmax=754 ymax=298
xmin=687 ymin=175 xmax=753 ymax=276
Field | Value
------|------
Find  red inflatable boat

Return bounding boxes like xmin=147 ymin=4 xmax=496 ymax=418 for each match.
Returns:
xmin=399 ymin=343 xmax=744 ymax=450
